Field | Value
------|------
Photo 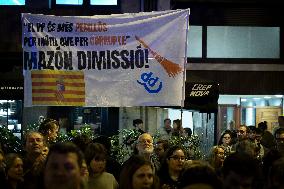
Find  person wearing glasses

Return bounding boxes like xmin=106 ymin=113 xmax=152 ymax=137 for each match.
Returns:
xmin=207 ymin=145 xmax=225 ymax=173
xmin=158 ymin=146 xmax=186 ymax=189
xmin=218 ymin=130 xmax=234 ymax=157
xmin=135 ymin=133 xmax=154 ymax=160
xmin=134 ymin=133 xmax=160 ymax=172
xmin=237 ymin=125 xmax=248 ymax=141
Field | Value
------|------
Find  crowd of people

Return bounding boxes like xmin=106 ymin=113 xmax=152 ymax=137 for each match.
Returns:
xmin=1 ymin=117 xmax=284 ymax=189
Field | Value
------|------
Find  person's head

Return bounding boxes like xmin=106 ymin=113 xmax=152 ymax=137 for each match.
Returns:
xmin=229 ymin=120 xmax=235 ymax=130
xmin=84 ymin=142 xmax=107 ymax=175
xmin=274 ymin=127 xmax=284 ymax=154
xmin=254 ymin=128 xmax=262 ymax=144
xmin=5 ymin=153 xmax=23 ymax=182
xmin=161 ymin=146 xmax=186 ymax=174
xmin=72 ymin=134 xmax=92 ymax=153
xmin=258 ymin=122 xmax=267 ymax=132
xmin=44 ymin=142 xmax=84 ymax=189
xmin=208 ymin=146 xmax=225 ymax=169
xmin=120 ymin=155 xmax=156 ymax=189
xmin=155 ymin=139 xmax=169 ymax=160
xmin=237 ymin=125 xmax=248 ymax=141
xmin=164 ymin=118 xmax=171 ymax=129
xmin=222 ymin=152 xmax=259 ymax=189
xmin=236 ymin=140 xmax=258 ymax=158
xmin=248 ymin=126 xmax=256 ymax=141
xmin=136 ymin=133 xmax=154 ymax=155
xmin=262 ymin=149 xmax=282 ymax=178
xmin=278 ymin=116 xmax=284 ymax=127
xmin=92 ymin=135 xmax=111 ymax=153
xmin=81 ymin=159 xmax=89 ymax=183
xmin=180 ymin=161 xmax=223 ymax=189
xmin=25 ymin=131 xmax=45 ymax=156
xmin=173 ymin=119 xmax=182 ymax=130
xmin=268 ymin=157 xmax=284 ymax=189
xmin=133 ymin=119 xmax=144 ymax=130
xmin=39 ymin=118 xmax=60 ymax=143
xmin=218 ymin=130 xmax=232 ymax=146
xmin=184 ymin=128 xmax=192 ymax=137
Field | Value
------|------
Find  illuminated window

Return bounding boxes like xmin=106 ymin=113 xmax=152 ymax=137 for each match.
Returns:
xmin=0 ymin=0 xmax=25 ymax=5
xmin=55 ymin=0 xmax=117 ymax=5
xmin=207 ymin=26 xmax=280 ymax=58
xmin=56 ymin=0 xmax=83 ymax=5
xmin=187 ymin=26 xmax=202 ymax=58
xmin=91 ymin=0 xmax=117 ymax=5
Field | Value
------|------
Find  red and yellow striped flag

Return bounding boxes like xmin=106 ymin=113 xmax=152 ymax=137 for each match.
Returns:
xmin=31 ymin=70 xmax=85 ymax=106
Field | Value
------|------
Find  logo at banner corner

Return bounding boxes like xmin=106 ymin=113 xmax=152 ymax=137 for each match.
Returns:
xmin=135 ymin=36 xmax=183 ymax=78
xmin=55 ymin=76 xmax=65 ymax=101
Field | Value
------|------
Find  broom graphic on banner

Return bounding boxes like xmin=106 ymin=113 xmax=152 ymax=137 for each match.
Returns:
xmin=135 ymin=36 xmax=183 ymax=78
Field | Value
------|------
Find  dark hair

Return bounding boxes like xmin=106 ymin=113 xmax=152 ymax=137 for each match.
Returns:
xmin=120 ymin=155 xmax=157 ymax=189
xmin=84 ymin=143 xmax=107 ymax=168
xmin=262 ymin=149 xmax=282 ymax=178
xmin=180 ymin=161 xmax=223 ymax=189
xmin=38 ymin=118 xmax=59 ymax=136
xmin=5 ymin=153 xmax=22 ymax=175
xmin=72 ymin=134 xmax=92 ymax=153
xmin=218 ymin=130 xmax=233 ymax=145
xmin=164 ymin=118 xmax=171 ymax=123
xmin=156 ymin=139 xmax=169 ymax=151
xmin=222 ymin=152 xmax=259 ymax=177
xmin=255 ymin=128 xmax=262 ymax=135
xmin=274 ymin=127 xmax=284 ymax=138
xmin=46 ymin=142 xmax=84 ymax=169
xmin=173 ymin=119 xmax=182 ymax=130
xmin=164 ymin=145 xmax=185 ymax=160
xmin=92 ymin=135 xmax=111 ymax=153
xmin=184 ymin=128 xmax=192 ymax=136
xmin=158 ymin=146 xmax=185 ymax=178
xmin=133 ymin=119 xmax=143 ymax=127
xmin=269 ymin=157 xmax=284 ymax=186
xmin=258 ymin=122 xmax=267 ymax=131
xmin=235 ymin=140 xmax=257 ymax=156
xmin=248 ymin=126 xmax=256 ymax=133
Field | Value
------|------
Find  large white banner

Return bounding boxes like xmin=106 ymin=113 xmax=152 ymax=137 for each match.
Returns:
xmin=22 ymin=9 xmax=190 ymax=107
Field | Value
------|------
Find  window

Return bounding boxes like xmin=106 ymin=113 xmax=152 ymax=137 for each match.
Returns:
xmin=168 ymin=108 xmax=193 ymax=129
xmin=91 ymin=0 xmax=117 ymax=5
xmin=0 ymin=0 xmax=25 ymax=5
xmin=187 ymin=26 xmax=202 ymax=58
xmin=56 ymin=0 xmax=118 ymax=5
xmin=56 ymin=0 xmax=83 ymax=5
xmin=73 ymin=107 xmax=102 ymax=132
xmin=207 ymin=26 xmax=280 ymax=58
xmin=0 ymin=100 xmax=22 ymax=139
